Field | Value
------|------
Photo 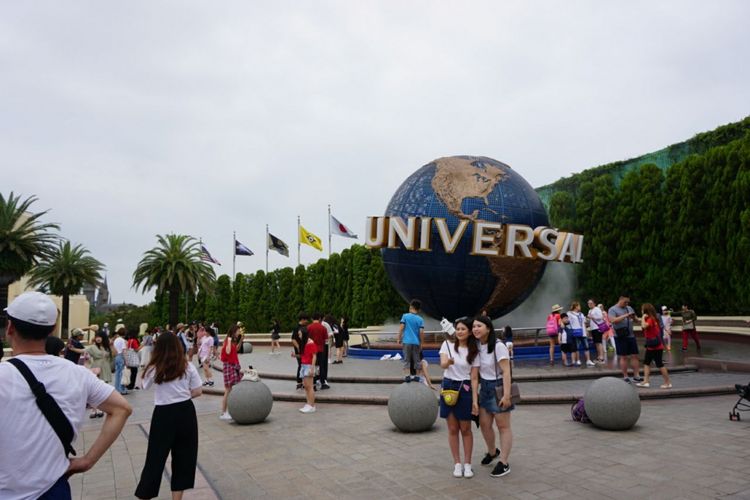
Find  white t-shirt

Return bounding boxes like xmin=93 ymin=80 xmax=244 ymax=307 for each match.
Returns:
xmin=587 ymin=306 xmax=604 ymax=330
xmin=323 ymin=321 xmax=334 ymax=339
xmin=568 ymin=311 xmax=586 ymax=331
xmin=0 ymin=355 xmax=114 ymax=500
xmin=662 ymin=315 xmax=673 ymax=333
xmin=439 ymin=341 xmax=479 ymax=380
xmin=113 ymin=336 xmax=127 ymax=355
xmin=476 ymin=340 xmax=510 ymax=380
xmin=142 ymin=362 xmax=202 ymax=406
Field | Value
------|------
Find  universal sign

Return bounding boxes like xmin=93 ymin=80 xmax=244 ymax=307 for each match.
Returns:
xmin=365 ymin=216 xmax=584 ymax=263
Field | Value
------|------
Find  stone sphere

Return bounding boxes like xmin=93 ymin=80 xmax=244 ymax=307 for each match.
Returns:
xmin=241 ymin=341 xmax=253 ymax=354
xmin=388 ymin=382 xmax=439 ymax=432
xmin=228 ymin=380 xmax=273 ymax=424
xmin=584 ymin=377 xmax=641 ymax=431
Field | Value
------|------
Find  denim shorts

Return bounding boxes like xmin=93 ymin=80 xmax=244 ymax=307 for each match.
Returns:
xmin=300 ymin=364 xmax=313 ymax=378
xmin=479 ymin=378 xmax=515 ymax=414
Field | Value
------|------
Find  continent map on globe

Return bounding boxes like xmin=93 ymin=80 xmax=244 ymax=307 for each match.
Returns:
xmin=381 ymin=155 xmax=550 ymax=320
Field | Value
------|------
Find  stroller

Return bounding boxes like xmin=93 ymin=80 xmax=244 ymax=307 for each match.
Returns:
xmin=729 ymin=382 xmax=750 ymax=421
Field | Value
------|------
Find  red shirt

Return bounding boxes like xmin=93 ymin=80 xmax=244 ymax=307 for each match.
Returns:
xmin=307 ymin=322 xmax=327 ymax=353
xmin=301 ymin=341 xmax=317 ymax=364
xmin=127 ymin=338 xmax=140 ymax=350
xmin=643 ymin=317 xmax=663 ymax=350
xmin=220 ymin=339 xmax=239 ymax=364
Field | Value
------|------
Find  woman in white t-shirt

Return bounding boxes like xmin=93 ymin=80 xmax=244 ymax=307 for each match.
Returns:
xmin=472 ymin=315 xmax=514 ymax=478
xmin=439 ymin=317 xmax=480 ymax=479
xmin=135 ymin=333 xmax=202 ymax=500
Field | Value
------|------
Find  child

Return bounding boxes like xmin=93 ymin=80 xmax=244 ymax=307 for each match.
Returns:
xmin=417 ymin=355 xmax=436 ymax=390
xmin=398 ymin=299 xmax=425 ymax=381
xmin=198 ymin=327 xmax=214 ymax=386
xmin=661 ymin=306 xmax=672 ymax=351
xmin=299 ymin=333 xmax=318 ymax=413
xmin=558 ymin=313 xmax=574 ymax=366
xmin=503 ymin=325 xmax=514 ymax=360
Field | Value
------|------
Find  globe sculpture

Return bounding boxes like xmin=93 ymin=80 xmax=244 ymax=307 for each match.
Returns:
xmin=382 ymin=156 xmax=549 ymax=319
xmin=583 ymin=377 xmax=641 ymax=430
xmin=227 ymin=380 xmax=273 ymax=424
xmin=388 ymin=382 xmax=439 ymax=432
xmin=241 ymin=341 xmax=253 ymax=354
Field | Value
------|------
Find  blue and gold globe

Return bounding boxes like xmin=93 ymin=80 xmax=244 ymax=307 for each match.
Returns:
xmin=382 ymin=156 xmax=549 ymax=320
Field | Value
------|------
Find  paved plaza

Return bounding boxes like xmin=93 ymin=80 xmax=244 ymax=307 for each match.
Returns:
xmin=69 ymin=344 xmax=750 ymax=500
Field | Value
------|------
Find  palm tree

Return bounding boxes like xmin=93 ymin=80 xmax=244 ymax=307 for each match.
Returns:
xmin=27 ymin=241 xmax=104 ymax=338
xmin=0 ymin=193 xmax=59 ymax=336
xmin=132 ymin=234 xmax=216 ymax=326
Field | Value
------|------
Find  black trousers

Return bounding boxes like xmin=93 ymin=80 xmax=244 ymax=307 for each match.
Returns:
xmin=127 ymin=366 xmax=138 ymax=390
xmin=295 ymin=352 xmax=302 ymax=383
xmin=317 ymin=345 xmax=329 ymax=384
xmin=135 ymin=399 xmax=198 ymax=499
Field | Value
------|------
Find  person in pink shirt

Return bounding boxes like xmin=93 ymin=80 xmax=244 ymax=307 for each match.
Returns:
xmin=197 ymin=327 xmax=214 ymax=387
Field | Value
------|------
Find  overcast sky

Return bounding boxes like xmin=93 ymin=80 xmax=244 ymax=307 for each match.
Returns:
xmin=2 ymin=1 xmax=748 ymax=306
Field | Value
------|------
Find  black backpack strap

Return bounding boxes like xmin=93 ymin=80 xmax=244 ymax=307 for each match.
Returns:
xmin=7 ymin=358 xmax=77 ymax=457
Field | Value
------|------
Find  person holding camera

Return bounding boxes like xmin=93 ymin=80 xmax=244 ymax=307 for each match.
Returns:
xmin=608 ymin=294 xmax=642 ymax=383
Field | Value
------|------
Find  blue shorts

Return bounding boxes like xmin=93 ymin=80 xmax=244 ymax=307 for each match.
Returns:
xmin=479 ymin=378 xmax=515 ymax=414
xmin=574 ymin=336 xmax=589 ymax=352
xmin=300 ymin=364 xmax=313 ymax=378
xmin=439 ymin=378 xmax=473 ymax=421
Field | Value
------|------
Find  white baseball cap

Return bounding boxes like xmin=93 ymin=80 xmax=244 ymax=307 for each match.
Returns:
xmin=5 ymin=291 xmax=58 ymax=326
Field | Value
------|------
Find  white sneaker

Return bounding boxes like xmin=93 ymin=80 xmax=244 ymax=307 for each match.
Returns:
xmin=392 ymin=353 xmax=402 ymax=361
xmin=575 ymin=360 xmax=582 ymax=366
xmin=586 ymin=360 xmax=596 ymax=367
xmin=380 ymin=354 xmax=392 ymax=360
xmin=453 ymin=463 xmax=463 ymax=478
xmin=463 ymin=464 xmax=474 ymax=478
xmin=300 ymin=405 xmax=316 ymax=414
xmin=219 ymin=412 xmax=232 ymax=421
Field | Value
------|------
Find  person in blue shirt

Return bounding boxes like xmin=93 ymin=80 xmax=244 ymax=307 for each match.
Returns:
xmin=397 ymin=299 xmax=425 ymax=382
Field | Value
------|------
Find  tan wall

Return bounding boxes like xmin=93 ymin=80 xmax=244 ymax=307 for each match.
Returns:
xmin=8 ymin=276 xmax=91 ymax=338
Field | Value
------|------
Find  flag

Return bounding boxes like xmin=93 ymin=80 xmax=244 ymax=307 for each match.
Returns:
xmin=330 ymin=214 xmax=358 ymax=239
xmin=235 ymin=239 xmax=254 ymax=256
xmin=200 ymin=244 xmax=221 ymax=265
xmin=267 ymin=233 xmax=289 ymax=257
xmin=299 ymin=225 xmax=323 ymax=251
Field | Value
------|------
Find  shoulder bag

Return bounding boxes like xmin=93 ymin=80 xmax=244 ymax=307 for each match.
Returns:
xmin=494 ymin=342 xmax=521 ymax=406
xmin=7 ymin=358 xmax=77 ymax=457
xmin=440 ymin=341 xmax=460 ymax=406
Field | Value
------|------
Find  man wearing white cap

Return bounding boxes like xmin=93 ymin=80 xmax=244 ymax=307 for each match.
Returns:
xmin=0 ymin=292 xmax=132 ymax=499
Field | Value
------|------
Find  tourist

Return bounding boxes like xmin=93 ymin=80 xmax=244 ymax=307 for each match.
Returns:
xmin=341 ymin=316 xmax=350 ymax=357
xmin=219 ymin=325 xmax=243 ymax=420
xmin=636 ymin=303 xmax=673 ymax=389
xmin=86 ymin=331 xmax=113 ymax=418
xmin=598 ymin=303 xmax=617 ymax=354
xmin=125 ymin=330 xmax=141 ymax=390
xmin=65 ymin=328 xmax=87 ymax=364
xmin=112 ymin=327 xmax=129 ymax=395
xmin=135 ymin=333 xmax=202 ymax=499
xmin=270 ymin=318 xmax=281 ymax=355
xmin=186 ymin=323 xmax=197 ymax=362
xmin=45 ymin=335 xmax=66 ymax=356
xmin=660 ymin=306 xmax=673 ymax=351
xmin=291 ymin=312 xmax=310 ymax=390
xmin=439 ymin=317 xmax=480 ymax=478
xmin=418 ymin=355 xmax=436 ymax=390
xmin=0 ymin=291 xmax=131 ymax=499
xmin=546 ymin=304 xmax=563 ymax=365
xmin=197 ymin=326 xmax=214 ymax=386
xmin=323 ymin=314 xmax=338 ymax=363
xmin=559 ymin=313 xmax=574 ymax=366
xmin=608 ymin=295 xmax=642 ymax=383
xmin=502 ymin=325 xmax=514 ymax=360
xmin=299 ymin=328 xmax=318 ymax=413
xmin=175 ymin=323 xmax=188 ymax=353
xmin=473 ymin=315 xmax=514 ymax=478
xmin=567 ymin=302 xmax=595 ymax=367
xmin=307 ymin=313 xmax=330 ymax=390
xmin=334 ymin=316 xmax=348 ymax=364
xmin=587 ymin=299 xmax=606 ymax=363
xmin=680 ymin=304 xmax=701 ymax=351
xmin=140 ymin=327 xmax=154 ymax=367
xmin=398 ymin=299 xmax=425 ymax=381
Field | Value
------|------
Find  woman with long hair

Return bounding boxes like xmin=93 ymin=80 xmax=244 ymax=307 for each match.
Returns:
xmin=439 ymin=317 xmax=480 ymax=478
xmin=125 ymin=330 xmax=141 ymax=390
xmin=270 ymin=319 xmax=281 ymax=355
xmin=85 ymin=332 xmax=112 ymax=418
xmin=197 ymin=326 xmax=214 ymax=386
xmin=219 ymin=324 xmax=243 ymax=421
xmin=473 ymin=315 xmax=514 ymax=478
xmin=135 ymin=333 xmax=202 ymax=500
xmin=636 ymin=303 xmax=672 ymax=389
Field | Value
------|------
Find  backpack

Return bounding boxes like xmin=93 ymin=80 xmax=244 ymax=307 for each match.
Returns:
xmin=546 ymin=314 xmax=559 ymax=334
xmin=571 ymin=398 xmax=591 ymax=423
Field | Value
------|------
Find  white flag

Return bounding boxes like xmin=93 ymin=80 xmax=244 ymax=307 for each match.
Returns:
xmin=330 ymin=214 xmax=358 ymax=239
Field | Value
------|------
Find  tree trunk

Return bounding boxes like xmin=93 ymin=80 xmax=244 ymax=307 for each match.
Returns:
xmin=61 ymin=293 xmax=70 ymax=339
xmin=169 ymin=287 xmax=179 ymax=327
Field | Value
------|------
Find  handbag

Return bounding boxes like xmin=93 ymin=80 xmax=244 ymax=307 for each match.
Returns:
xmin=494 ymin=342 xmax=521 ymax=406
xmin=597 ymin=321 xmax=609 ymax=334
xmin=440 ymin=342 xmax=460 ymax=406
xmin=125 ymin=344 xmax=140 ymax=367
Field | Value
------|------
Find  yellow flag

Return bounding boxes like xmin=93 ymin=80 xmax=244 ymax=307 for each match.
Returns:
xmin=299 ymin=225 xmax=323 ymax=251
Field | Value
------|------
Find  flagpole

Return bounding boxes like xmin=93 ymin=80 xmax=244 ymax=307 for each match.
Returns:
xmin=297 ymin=215 xmax=301 ymax=267
xmin=232 ymin=230 xmax=236 ymax=281
xmin=265 ymin=225 xmax=269 ymax=274
xmin=328 ymin=204 xmax=332 ymax=258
